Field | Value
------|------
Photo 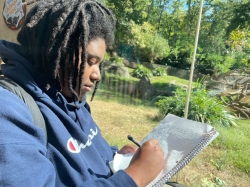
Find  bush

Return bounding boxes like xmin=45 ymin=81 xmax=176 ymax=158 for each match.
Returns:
xmin=110 ymin=56 xmax=124 ymax=67
xmin=152 ymin=67 xmax=167 ymax=76
xmin=155 ymin=86 xmax=237 ymax=127
xmin=131 ymin=64 xmax=153 ymax=78
xmin=124 ymin=21 xmax=170 ymax=62
xmin=155 ymin=40 xmax=193 ymax=69
xmin=230 ymin=51 xmax=250 ymax=70
xmin=104 ymin=52 xmax=111 ymax=61
xmin=197 ymin=53 xmax=223 ymax=71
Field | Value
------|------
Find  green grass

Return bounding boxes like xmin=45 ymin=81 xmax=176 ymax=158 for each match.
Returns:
xmin=88 ymin=96 xmax=250 ymax=186
xmin=151 ymin=74 xmax=190 ymax=87
xmin=103 ymin=70 xmax=201 ymax=95
xmin=212 ymin=120 xmax=250 ymax=173
xmin=89 ymin=71 xmax=250 ymax=185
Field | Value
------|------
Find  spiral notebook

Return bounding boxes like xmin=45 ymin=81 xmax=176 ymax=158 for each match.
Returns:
xmin=142 ymin=113 xmax=219 ymax=187
xmin=109 ymin=114 xmax=219 ymax=186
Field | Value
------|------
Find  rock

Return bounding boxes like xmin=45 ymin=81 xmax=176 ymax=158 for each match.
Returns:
xmin=104 ymin=63 xmax=130 ymax=78
xmin=138 ymin=75 xmax=157 ymax=99
xmin=123 ymin=59 xmax=137 ymax=69
xmin=142 ymin=62 xmax=155 ymax=70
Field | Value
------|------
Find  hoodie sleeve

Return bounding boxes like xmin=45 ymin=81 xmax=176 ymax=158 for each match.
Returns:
xmin=0 ymin=87 xmax=56 ymax=186
xmin=110 ymin=145 xmax=119 ymax=156
xmin=77 ymin=170 xmax=137 ymax=187
xmin=0 ymin=87 xmax=138 ymax=187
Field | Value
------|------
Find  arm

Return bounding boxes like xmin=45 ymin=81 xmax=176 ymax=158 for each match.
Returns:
xmin=0 ymin=88 xmax=55 ymax=186
xmin=0 ymin=88 xmax=137 ymax=187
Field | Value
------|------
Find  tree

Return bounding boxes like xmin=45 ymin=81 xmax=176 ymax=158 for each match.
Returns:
xmin=227 ymin=1 xmax=250 ymax=35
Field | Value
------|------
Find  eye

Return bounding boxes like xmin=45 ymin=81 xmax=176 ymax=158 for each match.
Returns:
xmin=87 ymin=57 xmax=102 ymax=66
xmin=87 ymin=57 xmax=98 ymax=66
xmin=87 ymin=59 xmax=95 ymax=66
xmin=86 ymin=54 xmax=102 ymax=66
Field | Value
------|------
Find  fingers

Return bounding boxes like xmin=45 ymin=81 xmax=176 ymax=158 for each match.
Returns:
xmin=118 ymin=144 xmax=137 ymax=154
xmin=125 ymin=139 xmax=165 ymax=187
xmin=141 ymin=139 xmax=164 ymax=156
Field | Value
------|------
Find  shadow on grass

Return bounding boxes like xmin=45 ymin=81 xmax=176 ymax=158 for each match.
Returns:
xmin=152 ymin=82 xmax=177 ymax=91
xmin=96 ymin=75 xmax=181 ymax=106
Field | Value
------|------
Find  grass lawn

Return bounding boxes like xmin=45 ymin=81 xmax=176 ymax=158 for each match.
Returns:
xmin=86 ymin=72 xmax=250 ymax=186
xmin=88 ymin=97 xmax=250 ymax=186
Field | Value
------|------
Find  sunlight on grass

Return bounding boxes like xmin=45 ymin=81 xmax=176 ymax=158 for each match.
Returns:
xmin=151 ymin=75 xmax=190 ymax=86
xmin=87 ymin=98 xmax=160 ymax=148
xmin=87 ymin=96 xmax=250 ymax=186
xmin=212 ymin=120 xmax=250 ymax=173
xmin=87 ymin=70 xmax=250 ymax=186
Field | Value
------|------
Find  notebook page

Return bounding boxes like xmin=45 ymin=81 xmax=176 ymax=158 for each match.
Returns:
xmin=141 ymin=114 xmax=219 ymax=187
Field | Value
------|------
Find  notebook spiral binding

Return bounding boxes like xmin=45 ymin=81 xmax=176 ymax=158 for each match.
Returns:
xmin=152 ymin=128 xmax=217 ymax=187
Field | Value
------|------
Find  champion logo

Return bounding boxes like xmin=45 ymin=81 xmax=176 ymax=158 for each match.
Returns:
xmin=67 ymin=127 xmax=98 ymax=153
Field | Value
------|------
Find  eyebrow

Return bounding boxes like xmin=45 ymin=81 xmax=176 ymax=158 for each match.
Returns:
xmin=87 ymin=53 xmax=102 ymax=61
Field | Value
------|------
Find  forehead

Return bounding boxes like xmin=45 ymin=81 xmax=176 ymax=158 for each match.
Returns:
xmin=85 ymin=38 xmax=106 ymax=58
xmin=86 ymin=38 xmax=106 ymax=51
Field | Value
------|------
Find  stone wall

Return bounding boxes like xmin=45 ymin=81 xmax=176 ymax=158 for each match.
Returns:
xmin=142 ymin=62 xmax=211 ymax=82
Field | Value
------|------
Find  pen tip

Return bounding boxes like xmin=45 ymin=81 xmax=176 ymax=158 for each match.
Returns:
xmin=127 ymin=135 xmax=132 ymax=140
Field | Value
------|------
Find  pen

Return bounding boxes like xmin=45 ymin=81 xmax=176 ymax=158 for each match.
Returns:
xmin=127 ymin=135 xmax=141 ymax=147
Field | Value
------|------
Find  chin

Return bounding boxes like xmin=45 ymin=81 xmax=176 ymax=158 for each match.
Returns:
xmin=79 ymin=92 xmax=86 ymax=101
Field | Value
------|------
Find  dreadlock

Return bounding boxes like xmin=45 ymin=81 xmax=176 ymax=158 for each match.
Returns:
xmin=17 ymin=0 xmax=115 ymax=102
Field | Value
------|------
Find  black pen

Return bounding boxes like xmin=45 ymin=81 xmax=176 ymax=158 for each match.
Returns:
xmin=127 ymin=135 xmax=141 ymax=147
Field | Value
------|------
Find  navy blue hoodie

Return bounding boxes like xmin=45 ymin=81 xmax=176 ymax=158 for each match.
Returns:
xmin=0 ymin=40 xmax=137 ymax=187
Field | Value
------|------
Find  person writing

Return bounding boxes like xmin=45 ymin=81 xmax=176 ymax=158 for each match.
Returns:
xmin=0 ymin=0 xmax=164 ymax=186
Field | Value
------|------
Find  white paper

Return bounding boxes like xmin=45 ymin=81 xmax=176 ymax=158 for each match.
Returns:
xmin=109 ymin=152 xmax=134 ymax=173
xmin=142 ymin=114 xmax=219 ymax=187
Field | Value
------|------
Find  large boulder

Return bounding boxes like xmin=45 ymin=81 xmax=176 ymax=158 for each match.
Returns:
xmin=104 ymin=63 xmax=130 ymax=78
xmin=142 ymin=62 xmax=155 ymax=70
xmin=138 ymin=75 xmax=157 ymax=99
xmin=123 ymin=59 xmax=137 ymax=69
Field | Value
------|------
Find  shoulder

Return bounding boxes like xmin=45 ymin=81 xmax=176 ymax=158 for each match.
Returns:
xmin=0 ymin=86 xmax=46 ymax=146
xmin=0 ymin=86 xmax=31 ymax=116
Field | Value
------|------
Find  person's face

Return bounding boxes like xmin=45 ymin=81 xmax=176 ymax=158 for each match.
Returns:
xmin=61 ymin=38 xmax=106 ymax=100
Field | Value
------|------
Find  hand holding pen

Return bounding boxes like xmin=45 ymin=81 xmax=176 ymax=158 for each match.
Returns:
xmin=127 ymin=135 xmax=141 ymax=147
xmin=125 ymin=138 xmax=165 ymax=187
xmin=117 ymin=135 xmax=140 ymax=154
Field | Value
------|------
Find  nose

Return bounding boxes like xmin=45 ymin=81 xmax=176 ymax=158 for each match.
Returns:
xmin=90 ymin=66 xmax=101 ymax=82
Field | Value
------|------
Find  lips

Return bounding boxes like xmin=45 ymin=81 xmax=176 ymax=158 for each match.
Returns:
xmin=83 ymin=85 xmax=92 ymax=92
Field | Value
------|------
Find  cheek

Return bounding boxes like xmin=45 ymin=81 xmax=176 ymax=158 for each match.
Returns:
xmin=82 ymin=72 xmax=89 ymax=81
xmin=82 ymin=65 xmax=91 ymax=79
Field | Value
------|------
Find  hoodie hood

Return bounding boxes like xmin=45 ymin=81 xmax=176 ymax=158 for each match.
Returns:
xmin=0 ymin=39 xmax=137 ymax=186
xmin=0 ymin=40 xmax=85 ymax=109
xmin=0 ymin=40 xmax=50 ymax=97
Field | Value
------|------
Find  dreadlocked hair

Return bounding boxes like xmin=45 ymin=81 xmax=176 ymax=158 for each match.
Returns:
xmin=17 ymin=0 xmax=115 ymax=102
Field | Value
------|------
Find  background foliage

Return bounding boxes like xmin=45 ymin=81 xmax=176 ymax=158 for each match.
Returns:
xmin=99 ymin=1 xmax=250 ymax=185
xmin=105 ymin=0 xmax=250 ymax=75
xmin=155 ymin=85 xmax=237 ymax=127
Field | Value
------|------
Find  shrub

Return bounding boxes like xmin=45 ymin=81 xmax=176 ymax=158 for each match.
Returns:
xmin=152 ymin=67 xmax=167 ymax=76
xmin=125 ymin=21 xmax=170 ymax=62
xmin=155 ymin=86 xmax=237 ymax=127
xmin=131 ymin=64 xmax=152 ymax=78
xmin=198 ymin=53 xmax=223 ymax=70
xmin=230 ymin=51 xmax=250 ymax=70
xmin=155 ymin=40 xmax=193 ymax=69
xmin=104 ymin=52 xmax=111 ymax=61
xmin=110 ymin=56 xmax=124 ymax=67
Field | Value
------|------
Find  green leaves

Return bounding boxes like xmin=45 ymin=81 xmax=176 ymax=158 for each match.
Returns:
xmin=131 ymin=64 xmax=153 ymax=78
xmin=129 ymin=21 xmax=170 ymax=62
xmin=155 ymin=85 xmax=237 ymax=127
xmin=152 ymin=67 xmax=167 ymax=76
